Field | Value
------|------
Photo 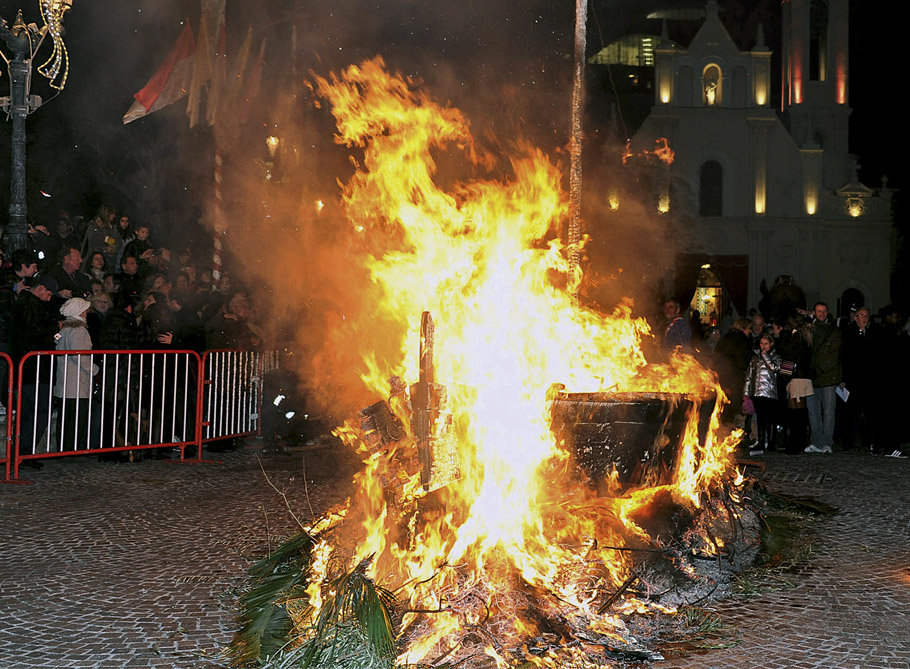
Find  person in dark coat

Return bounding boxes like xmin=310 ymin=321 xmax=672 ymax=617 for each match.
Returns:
xmin=661 ymin=298 xmax=692 ymax=352
xmin=805 ymin=302 xmax=842 ymax=453
xmin=47 ymin=244 xmax=92 ymax=300
xmin=840 ymin=307 xmax=879 ymax=451
xmin=10 ymin=277 xmax=60 ymax=458
xmin=776 ymin=315 xmax=814 ymax=453
xmin=715 ymin=317 xmax=753 ymax=427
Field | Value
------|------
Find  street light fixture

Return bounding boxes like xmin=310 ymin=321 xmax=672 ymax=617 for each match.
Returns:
xmin=0 ymin=0 xmax=74 ymax=255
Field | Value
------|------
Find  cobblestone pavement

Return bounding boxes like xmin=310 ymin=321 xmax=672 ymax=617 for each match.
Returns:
xmin=666 ymin=450 xmax=910 ymax=669
xmin=1 ymin=443 xmax=908 ymax=668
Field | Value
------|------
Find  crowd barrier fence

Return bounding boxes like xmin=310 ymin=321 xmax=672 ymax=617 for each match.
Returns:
xmin=4 ymin=348 xmax=271 ymax=482
xmin=200 ymin=349 xmax=270 ymax=445
xmin=1 ymin=353 xmax=13 ymax=481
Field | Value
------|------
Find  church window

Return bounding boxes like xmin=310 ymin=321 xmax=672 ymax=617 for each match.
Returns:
xmin=700 ymin=161 xmax=723 ymax=216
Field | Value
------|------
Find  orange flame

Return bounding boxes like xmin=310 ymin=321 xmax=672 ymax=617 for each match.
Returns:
xmin=298 ymin=58 xmax=733 ymax=663
xmin=623 ymin=137 xmax=675 ymax=165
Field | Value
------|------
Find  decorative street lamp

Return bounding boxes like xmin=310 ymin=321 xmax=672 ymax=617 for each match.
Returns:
xmin=0 ymin=0 xmax=73 ymax=256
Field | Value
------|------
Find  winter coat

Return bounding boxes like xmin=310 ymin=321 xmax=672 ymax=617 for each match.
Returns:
xmin=810 ymin=320 xmax=842 ymax=387
xmin=776 ymin=327 xmax=813 ymax=380
xmin=53 ymin=319 xmax=97 ymax=399
xmin=745 ymin=350 xmax=782 ymax=400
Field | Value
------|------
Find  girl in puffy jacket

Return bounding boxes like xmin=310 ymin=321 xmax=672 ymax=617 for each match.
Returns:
xmin=744 ymin=332 xmax=782 ymax=455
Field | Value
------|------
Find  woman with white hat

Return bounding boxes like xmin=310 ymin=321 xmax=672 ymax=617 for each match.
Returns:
xmin=54 ymin=297 xmax=98 ymax=450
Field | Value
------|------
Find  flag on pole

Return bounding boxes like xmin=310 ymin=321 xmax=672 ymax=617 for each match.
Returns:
xmin=237 ymin=37 xmax=267 ymax=123
xmin=122 ymin=22 xmax=196 ymax=124
xmin=188 ymin=0 xmax=228 ymax=126
xmin=186 ymin=12 xmax=212 ymax=127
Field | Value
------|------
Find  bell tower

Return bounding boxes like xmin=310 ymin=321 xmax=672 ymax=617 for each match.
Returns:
xmin=781 ymin=0 xmax=851 ymax=188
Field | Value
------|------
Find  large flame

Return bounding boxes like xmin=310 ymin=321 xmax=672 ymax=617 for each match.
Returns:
xmin=299 ymin=58 xmax=736 ymax=665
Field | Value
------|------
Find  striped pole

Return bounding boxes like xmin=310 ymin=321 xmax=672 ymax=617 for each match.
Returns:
xmin=212 ymin=147 xmax=224 ymax=290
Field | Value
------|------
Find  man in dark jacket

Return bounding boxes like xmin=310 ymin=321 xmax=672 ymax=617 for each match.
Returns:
xmin=47 ymin=244 xmax=92 ymax=299
xmin=805 ymin=302 xmax=842 ymax=454
xmin=840 ymin=307 xmax=878 ymax=451
xmin=11 ymin=277 xmax=60 ymax=458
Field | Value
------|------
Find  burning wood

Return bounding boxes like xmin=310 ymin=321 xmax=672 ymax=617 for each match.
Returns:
xmin=229 ymin=60 xmax=758 ymax=668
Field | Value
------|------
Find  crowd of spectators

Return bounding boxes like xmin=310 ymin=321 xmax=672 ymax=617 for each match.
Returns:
xmin=0 ymin=205 xmax=265 ymax=368
xmin=660 ymin=297 xmax=910 ymax=458
xmin=0 ymin=205 xmax=273 ymax=463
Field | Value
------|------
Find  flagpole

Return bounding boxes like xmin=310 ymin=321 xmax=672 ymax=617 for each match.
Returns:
xmin=568 ymin=0 xmax=588 ymax=270
xmin=212 ymin=146 xmax=224 ymax=289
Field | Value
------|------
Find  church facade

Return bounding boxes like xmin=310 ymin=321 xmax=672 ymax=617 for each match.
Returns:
xmin=626 ymin=0 xmax=893 ymax=322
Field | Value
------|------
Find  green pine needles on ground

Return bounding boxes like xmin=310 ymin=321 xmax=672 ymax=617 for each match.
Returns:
xmin=226 ymin=533 xmax=399 ymax=668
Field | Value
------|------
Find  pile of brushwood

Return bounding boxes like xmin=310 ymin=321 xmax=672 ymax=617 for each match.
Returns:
xmin=224 ymin=475 xmax=834 ymax=668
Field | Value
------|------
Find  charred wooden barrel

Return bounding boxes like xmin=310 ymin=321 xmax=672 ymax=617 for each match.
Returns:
xmin=550 ymin=391 xmax=716 ymax=486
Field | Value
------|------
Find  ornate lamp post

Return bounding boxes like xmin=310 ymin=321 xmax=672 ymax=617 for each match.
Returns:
xmin=0 ymin=0 xmax=73 ymax=256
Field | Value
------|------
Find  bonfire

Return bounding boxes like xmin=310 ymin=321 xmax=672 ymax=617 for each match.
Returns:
xmin=228 ymin=58 xmax=753 ymax=668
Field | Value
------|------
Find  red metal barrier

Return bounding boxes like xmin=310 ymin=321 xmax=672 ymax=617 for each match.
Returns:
xmin=1 ymin=352 xmax=13 ymax=482
xmin=9 ymin=349 xmax=204 ymax=481
xmin=200 ymin=349 xmax=266 ymax=445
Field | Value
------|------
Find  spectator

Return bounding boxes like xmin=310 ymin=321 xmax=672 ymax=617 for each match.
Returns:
xmin=205 ymin=292 xmax=262 ymax=349
xmin=54 ymin=297 xmax=98 ymax=451
xmin=11 ymin=276 xmax=59 ymax=460
xmin=840 ymin=307 xmax=878 ymax=452
xmin=805 ymin=301 xmax=842 ymax=454
xmin=776 ymin=314 xmax=814 ymax=453
xmin=661 ymin=298 xmax=692 ymax=352
xmin=122 ymin=224 xmax=155 ymax=271
xmin=715 ymin=317 xmax=752 ymax=426
xmin=749 ymin=312 xmax=766 ymax=350
xmin=165 ymin=291 xmax=206 ymax=352
xmin=82 ymin=204 xmax=121 ymax=267
xmin=744 ymin=332 xmax=782 ymax=455
xmin=48 ymin=245 xmax=92 ymax=299
xmin=87 ymin=293 xmax=113 ymax=344
xmin=102 ymin=272 xmax=120 ymax=296
xmin=116 ymin=213 xmax=134 ymax=242
xmin=83 ymin=251 xmax=107 ymax=282
xmin=118 ymin=255 xmax=145 ymax=307
xmin=0 ymin=249 xmax=41 ymax=410
xmin=27 ymin=224 xmax=61 ymax=269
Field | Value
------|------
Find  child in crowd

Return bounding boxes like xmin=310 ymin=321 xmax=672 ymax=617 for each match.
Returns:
xmin=744 ymin=332 xmax=782 ymax=455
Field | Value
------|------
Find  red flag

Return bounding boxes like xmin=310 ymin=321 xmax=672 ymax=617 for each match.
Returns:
xmin=123 ymin=22 xmax=196 ymax=124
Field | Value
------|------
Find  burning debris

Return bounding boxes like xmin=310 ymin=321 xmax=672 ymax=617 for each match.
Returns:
xmin=228 ymin=59 xmax=759 ymax=668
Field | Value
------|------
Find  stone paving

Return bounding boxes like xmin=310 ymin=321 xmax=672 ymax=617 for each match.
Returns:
xmin=1 ymin=442 xmax=908 ymax=668
xmin=665 ymin=450 xmax=910 ymax=669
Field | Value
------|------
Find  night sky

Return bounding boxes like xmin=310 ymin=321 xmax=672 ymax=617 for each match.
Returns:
xmin=0 ymin=0 xmax=900 ymax=245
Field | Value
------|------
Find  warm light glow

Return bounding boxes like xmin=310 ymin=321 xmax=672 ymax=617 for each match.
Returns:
xmin=845 ymin=197 xmax=864 ymax=218
xmin=296 ymin=58 xmax=734 ymax=664
xmin=660 ymin=77 xmax=671 ymax=104
xmin=755 ymin=181 xmax=766 ymax=214
xmin=315 ymin=199 xmax=325 ymax=214
xmin=658 ymin=192 xmax=670 ymax=213
xmin=266 ymin=135 xmax=280 ymax=157
xmin=805 ymin=194 xmax=817 ymax=215
xmin=755 ymin=89 xmax=766 ymax=106
xmin=608 ymin=193 xmax=620 ymax=210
